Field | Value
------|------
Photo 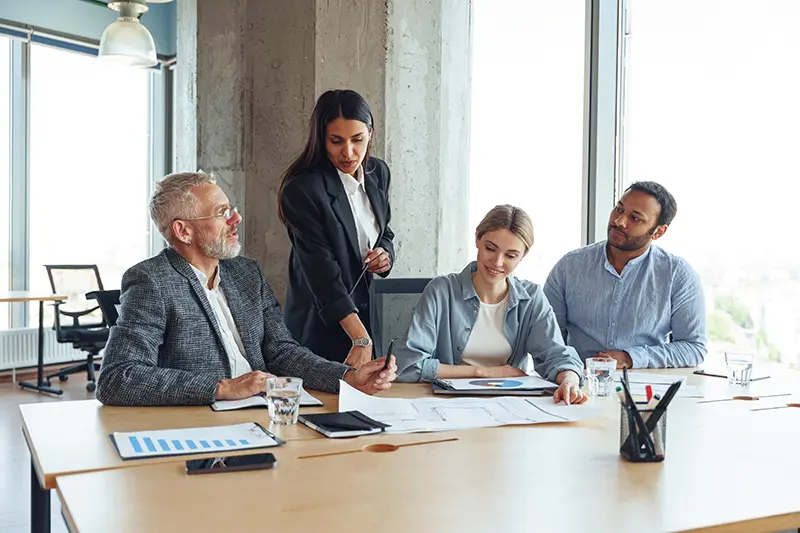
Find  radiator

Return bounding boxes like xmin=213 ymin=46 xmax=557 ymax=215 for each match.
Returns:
xmin=0 ymin=328 xmax=88 ymax=371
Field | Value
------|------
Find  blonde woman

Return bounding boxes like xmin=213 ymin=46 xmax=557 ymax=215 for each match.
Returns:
xmin=396 ymin=205 xmax=586 ymax=405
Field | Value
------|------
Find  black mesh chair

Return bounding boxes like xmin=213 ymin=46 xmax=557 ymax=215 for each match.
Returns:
xmin=369 ymin=277 xmax=432 ymax=360
xmin=44 ymin=265 xmax=109 ymax=392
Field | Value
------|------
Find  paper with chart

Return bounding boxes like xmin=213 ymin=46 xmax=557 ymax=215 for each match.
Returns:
xmin=438 ymin=375 xmax=558 ymax=391
xmin=339 ymin=381 xmax=599 ymax=434
xmin=614 ymin=372 xmax=703 ymax=398
xmin=111 ymin=422 xmax=282 ymax=460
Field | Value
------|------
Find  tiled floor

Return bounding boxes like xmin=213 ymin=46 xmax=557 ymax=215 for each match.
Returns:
xmin=0 ymin=376 xmax=95 ymax=533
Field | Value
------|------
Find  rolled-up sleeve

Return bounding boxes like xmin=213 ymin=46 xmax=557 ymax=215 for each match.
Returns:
xmin=396 ymin=284 xmax=442 ymax=382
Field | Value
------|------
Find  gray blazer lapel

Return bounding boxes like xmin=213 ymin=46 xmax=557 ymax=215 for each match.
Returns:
xmin=219 ymin=263 xmax=264 ymax=371
xmin=165 ymin=249 xmax=228 ymax=359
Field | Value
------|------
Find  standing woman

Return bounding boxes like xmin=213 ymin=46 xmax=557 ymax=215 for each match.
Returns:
xmin=278 ymin=89 xmax=395 ymax=366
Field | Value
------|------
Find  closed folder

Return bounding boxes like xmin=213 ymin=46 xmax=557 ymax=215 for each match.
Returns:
xmin=298 ymin=411 xmax=390 ymax=438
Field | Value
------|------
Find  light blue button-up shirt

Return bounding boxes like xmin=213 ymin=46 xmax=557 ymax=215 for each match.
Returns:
xmin=396 ymin=262 xmax=584 ymax=383
xmin=543 ymin=242 xmax=707 ymax=368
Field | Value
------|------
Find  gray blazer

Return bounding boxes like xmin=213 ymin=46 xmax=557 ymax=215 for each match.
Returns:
xmin=96 ymin=248 xmax=350 ymax=406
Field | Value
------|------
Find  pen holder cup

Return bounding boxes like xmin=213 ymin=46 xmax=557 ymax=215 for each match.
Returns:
xmin=619 ymin=403 xmax=667 ymax=463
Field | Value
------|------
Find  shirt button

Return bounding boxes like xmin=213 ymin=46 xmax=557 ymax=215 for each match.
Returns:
xmin=457 ymin=346 xmax=462 ymax=351
xmin=611 ymin=322 xmax=616 ymax=327
xmin=614 ymin=299 xmax=619 ymax=304
xmin=466 ymin=327 xmax=471 ymax=332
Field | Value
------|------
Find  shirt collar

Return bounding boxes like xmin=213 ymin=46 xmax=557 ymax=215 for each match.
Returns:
xmin=602 ymin=241 xmax=653 ymax=276
xmin=336 ymin=166 xmax=365 ymax=195
xmin=459 ymin=261 xmax=529 ymax=308
xmin=189 ymin=263 xmax=221 ymax=290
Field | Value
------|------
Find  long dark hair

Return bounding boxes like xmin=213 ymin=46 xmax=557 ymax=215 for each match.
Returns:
xmin=277 ymin=89 xmax=374 ymax=226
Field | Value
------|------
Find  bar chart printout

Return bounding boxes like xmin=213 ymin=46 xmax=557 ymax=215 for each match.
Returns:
xmin=111 ymin=422 xmax=283 ymax=460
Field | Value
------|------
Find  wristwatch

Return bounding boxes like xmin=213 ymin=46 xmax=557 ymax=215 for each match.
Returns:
xmin=351 ymin=336 xmax=372 ymax=347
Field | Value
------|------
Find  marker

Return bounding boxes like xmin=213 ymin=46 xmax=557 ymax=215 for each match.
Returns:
xmin=381 ymin=339 xmax=395 ymax=372
xmin=645 ymin=385 xmax=653 ymax=403
xmin=615 ymin=385 xmax=625 ymax=403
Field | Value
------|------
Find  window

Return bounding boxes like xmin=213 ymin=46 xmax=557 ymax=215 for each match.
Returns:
xmin=0 ymin=37 xmax=10 ymax=329
xmin=619 ymin=0 xmax=800 ymax=368
xmin=28 ymin=45 xmax=151 ymax=325
xmin=469 ymin=0 xmax=587 ymax=284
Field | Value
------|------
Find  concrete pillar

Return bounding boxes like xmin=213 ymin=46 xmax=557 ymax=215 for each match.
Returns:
xmin=176 ymin=0 xmax=472 ymax=302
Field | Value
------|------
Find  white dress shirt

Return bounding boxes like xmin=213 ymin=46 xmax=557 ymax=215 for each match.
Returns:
xmin=337 ymin=166 xmax=381 ymax=259
xmin=190 ymin=264 xmax=253 ymax=378
xmin=460 ymin=296 xmax=513 ymax=367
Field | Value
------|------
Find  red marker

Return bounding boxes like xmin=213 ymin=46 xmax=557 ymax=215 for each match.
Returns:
xmin=645 ymin=385 xmax=653 ymax=403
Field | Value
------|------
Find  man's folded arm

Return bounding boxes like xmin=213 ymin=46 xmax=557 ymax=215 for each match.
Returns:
xmin=96 ymin=267 xmax=220 ymax=406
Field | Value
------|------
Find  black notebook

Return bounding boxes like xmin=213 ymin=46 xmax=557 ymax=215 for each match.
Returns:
xmin=298 ymin=411 xmax=390 ymax=438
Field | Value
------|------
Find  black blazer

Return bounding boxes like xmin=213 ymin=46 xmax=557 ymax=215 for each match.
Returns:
xmin=280 ymin=157 xmax=395 ymax=363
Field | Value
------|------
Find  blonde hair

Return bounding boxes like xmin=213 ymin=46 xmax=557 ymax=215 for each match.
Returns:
xmin=150 ymin=172 xmax=216 ymax=243
xmin=475 ymin=205 xmax=534 ymax=254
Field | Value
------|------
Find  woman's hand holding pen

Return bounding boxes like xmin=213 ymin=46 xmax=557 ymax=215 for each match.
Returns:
xmin=365 ymin=247 xmax=391 ymax=274
xmin=553 ymin=370 xmax=588 ymax=406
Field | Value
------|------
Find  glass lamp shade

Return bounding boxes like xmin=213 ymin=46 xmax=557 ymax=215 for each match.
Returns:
xmin=99 ymin=17 xmax=157 ymax=68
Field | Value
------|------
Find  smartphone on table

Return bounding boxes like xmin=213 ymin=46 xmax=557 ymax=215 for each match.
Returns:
xmin=185 ymin=453 xmax=277 ymax=475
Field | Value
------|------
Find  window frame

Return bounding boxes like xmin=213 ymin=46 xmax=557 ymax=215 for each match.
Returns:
xmin=4 ymin=37 xmax=171 ymax=328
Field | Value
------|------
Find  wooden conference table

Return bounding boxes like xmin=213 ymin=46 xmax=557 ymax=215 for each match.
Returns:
xmin=20 ymin=370 xmax=800 ymax=533
xmin=0 ymin=291 xmax=67 ymax=395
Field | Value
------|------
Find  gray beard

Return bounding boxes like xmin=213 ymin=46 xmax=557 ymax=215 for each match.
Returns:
xmin=200 ymin=232 xmax=241 ymax=260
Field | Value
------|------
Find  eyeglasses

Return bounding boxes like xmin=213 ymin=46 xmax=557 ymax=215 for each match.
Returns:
xmin=181 ymin=206 xmax=239 ymax=222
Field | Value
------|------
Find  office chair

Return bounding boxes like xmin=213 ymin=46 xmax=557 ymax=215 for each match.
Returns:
xmin=44 ymin=265 xmax=109 ymax=392
xmin=369 ymin=278 xmax=432 ymax=359
xmin=86 ymin=290 xmax=121 ymax=327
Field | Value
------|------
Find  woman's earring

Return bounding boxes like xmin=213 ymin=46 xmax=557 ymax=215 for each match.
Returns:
xmin=186 ymin=239 xmax=192 ymax=246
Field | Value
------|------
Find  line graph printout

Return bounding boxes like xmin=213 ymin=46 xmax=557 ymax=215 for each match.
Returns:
xmin=338 ymin=381 xmax=600 ymax=434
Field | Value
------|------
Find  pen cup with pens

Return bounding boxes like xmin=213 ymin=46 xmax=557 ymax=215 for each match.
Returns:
xmin=618 ymin=368 xmax=680 ymax=463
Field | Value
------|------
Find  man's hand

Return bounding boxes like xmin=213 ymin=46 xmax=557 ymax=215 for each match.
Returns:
xmin=344 ymin=345 xmax=372 ymax=368
xmin=597 ymin=350 xmax=633 ymax=369
xmin=214 ymin=371 xmax=275 ymax=400
xmin=343 ymin=356 xmax=397 ymax=395
xmin=552 ymin=370 xmax=587 ymax=406
xmin=365 ymin=247 xmax=391 ymax=274
xmin=477 ymin=365 xmax=528 ymax=379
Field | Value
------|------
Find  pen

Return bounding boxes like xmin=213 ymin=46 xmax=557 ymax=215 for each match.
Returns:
xmin=382 ymin=339 xmax=395 ymax=372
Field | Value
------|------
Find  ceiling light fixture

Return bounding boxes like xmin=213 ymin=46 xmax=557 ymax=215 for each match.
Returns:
xmin=98 ymin=0 xmax=158 ymax=68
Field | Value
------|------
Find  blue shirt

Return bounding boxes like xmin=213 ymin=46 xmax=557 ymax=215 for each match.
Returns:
xmin=396 ymin=262 xmax=584 ymax=383
xmin=543 ymin=242 xmax=707 ymax=368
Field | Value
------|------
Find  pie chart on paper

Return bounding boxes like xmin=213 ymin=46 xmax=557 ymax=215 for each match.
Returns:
xmin=468 ymin=379 xmax=525 ymax=388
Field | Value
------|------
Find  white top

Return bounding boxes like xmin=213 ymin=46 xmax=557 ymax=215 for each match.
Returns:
xmin=190 ymin=264 xmax=253 ymax=378
xmin=460 ymin=296 xmax=513 ymax=367
xmin=337 ymin=166 xmax=381 ymax=259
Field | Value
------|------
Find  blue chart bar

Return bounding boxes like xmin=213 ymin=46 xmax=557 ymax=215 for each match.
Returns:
xmin=143 ymin=438 xmax=157 ymax=453
xmin=226 ymin=440 xmax=236 ymax=446
xmin=239 ymin=439 xmax=249 ymax=445
xmin=172 ymin=440 xmax=184 ymax=451
xmin=158 ymin=439 xmax=170 ymax=452
xmin=213 ymin=440 xmax=223 ymax=448
xmin=129 ymin=437 xmax=143 ymax=454
xmin=200 ymin=440 xmax=211 ymax=449
xmin=186 ymin=440 xmax=198 ymax=450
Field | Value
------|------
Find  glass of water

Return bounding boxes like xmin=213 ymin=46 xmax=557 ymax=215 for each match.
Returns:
xmin=266 ymin=377 xmax=303 ymax=425
xmin=725 ymin=352 xmax=755 ymax=386
xmin=585 ymin=357 xmax=617 ymax=396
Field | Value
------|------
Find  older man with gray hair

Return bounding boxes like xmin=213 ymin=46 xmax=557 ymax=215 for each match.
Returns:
xmin=96 ymin=172 xmax=396 ymax=406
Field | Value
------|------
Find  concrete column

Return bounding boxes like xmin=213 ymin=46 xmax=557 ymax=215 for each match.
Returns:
xmin=175 ymin=0 xmax=472 ymax=302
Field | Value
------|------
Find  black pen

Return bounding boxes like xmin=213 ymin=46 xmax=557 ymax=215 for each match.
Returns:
xmin=382 ymin=339 xmax=395 ymax=372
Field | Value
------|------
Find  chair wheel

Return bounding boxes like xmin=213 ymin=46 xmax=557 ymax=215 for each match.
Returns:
xmin=58 ymin=375 xmax=69 ymax=382
xmin=86 ymin=382 xmax=96 ymax=392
